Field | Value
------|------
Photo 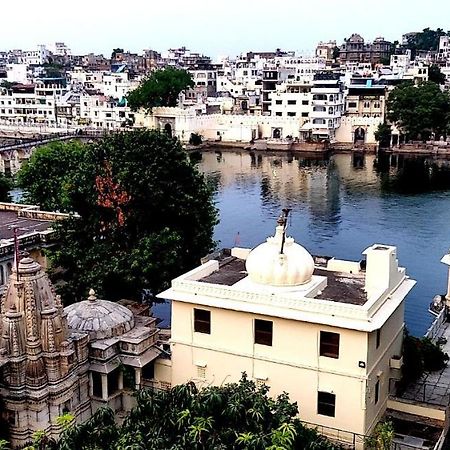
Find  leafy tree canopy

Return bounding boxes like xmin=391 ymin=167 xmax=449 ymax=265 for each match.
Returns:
xmin=17 ymin=130 xmax=217 ymax=303
xmin=26 ymin=375 xmax=341 ymax=450
xmin=127 ymin=67 xmax=194 ymax=112
xmin=407 ymin=28 xmax=450 ymax=52
xmin=387 ymin=81 xmax=450 ymax=140
xmin=428 ymin=64 xmax=446 ymax=85
xmin=18 ymin=140 xmax=86 ymax=212
xmin=111 ymin=48 xmax=124 ymax=59
xmin=374 ymin=123 xmax=392 ymax=148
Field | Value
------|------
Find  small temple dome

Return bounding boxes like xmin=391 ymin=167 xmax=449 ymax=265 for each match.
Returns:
xmin=65 ymin=290 xmax=134 ymax=340
xmin=245 ymin=223 xmax=314 ymax=287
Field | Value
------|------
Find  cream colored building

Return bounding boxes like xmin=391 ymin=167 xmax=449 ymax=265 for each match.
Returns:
xmin=159 ymin=218 xmax=415 ymax=444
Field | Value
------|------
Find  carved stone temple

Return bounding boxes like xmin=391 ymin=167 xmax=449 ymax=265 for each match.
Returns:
xmin=0 ymin=256 xmax=163 ymax=447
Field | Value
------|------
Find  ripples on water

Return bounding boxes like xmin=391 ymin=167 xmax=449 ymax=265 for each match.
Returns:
xmin=197 ymin=150 xmax=450 ymax=336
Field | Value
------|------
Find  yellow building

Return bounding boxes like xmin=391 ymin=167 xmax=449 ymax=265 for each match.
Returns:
xmin=158 ymin=215 xmax=415 ymax=444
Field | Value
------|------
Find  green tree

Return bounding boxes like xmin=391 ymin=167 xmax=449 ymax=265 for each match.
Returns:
xmin=19 ymin=130 xmax=217 ymax=303
xmin=17 ymin=140 xmax=86 ymax=212
xmin=374 ymin=123 xmax=392 ymax=148
xmin=111 ymin=48 xmax=124 ymax=59
xmin=428 ymin=64 xmax=446 ymax=85
xmin=332 ymin=46 xmax=340 ymax=61
xmin=127 ymin=67 xmax=194 ymax=112
xmin=56 ymin=375 xmax=341 ymax=450
xmin=365 ymin=421 xmax=394 ymax=450
xmin=0 ymin=174 xmax=11 ymax=203
xmin=387 ymin=81 xmax=450 ymax=140
xmin=407 ymin=28 xmax=449 ymax=53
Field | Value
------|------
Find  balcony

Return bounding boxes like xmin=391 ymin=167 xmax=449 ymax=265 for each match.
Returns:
xmin=390 ymin=355 xmax=403 ymax=370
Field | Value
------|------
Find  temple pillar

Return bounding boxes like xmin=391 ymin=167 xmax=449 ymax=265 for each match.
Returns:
xmin=135 ymin=368 xmax=141 ymax=390
xmin=118 ymin=370 xmax=124 ymax=391
xmin=89 ymin=372 xmax=93 ymax=397
xmin=101 ymin=373 xmax=108 ymax=401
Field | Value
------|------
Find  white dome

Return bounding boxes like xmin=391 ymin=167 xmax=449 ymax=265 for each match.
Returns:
xmin=245 ymin=225 xmax=314 ymax=286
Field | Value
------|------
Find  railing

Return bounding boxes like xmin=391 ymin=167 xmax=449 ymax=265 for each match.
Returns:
xmin=425 ymin=305 xmax=447 ymax=342
xmin=301 ymin=421 xmax=365 ymax=448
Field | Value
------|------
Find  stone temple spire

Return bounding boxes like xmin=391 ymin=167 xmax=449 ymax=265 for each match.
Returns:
xmin=0 ymin=255 xmax=70 ymax=387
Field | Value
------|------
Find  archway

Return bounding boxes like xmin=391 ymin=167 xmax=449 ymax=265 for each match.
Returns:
xmin=164 ymin=123 xmax=172 ymax=138
xmin=272 ymin=128 xmax=281 ymax=139
xmin=354 ymin=127 xmax=365 ymax=143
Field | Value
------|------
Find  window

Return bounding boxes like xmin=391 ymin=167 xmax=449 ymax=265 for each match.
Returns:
xmin=376 ymin=329 xmax=381 ymax=349
xmin=275 ymin=112 xmax=282 ymax=116
xmin=320 ymin=331 xmax=340 ymax=358
xmin=287 ymin=112 xmax=296 ymax=117
xmin=197 ymin=365 xmax=206 ymax=379
xmin=92 ymin=372 xmax=102 ymax=397
xmin=301 ymin=112 xmax=308 ymax=117
xmin=287 ymin=100 xmax=297 ymax=105
xmin=302 ymin=100 xmax=309 ymax=105
xmin=276 ymin=100 xmax=282 ymax=105
xmin=255 ymin=319 xmax=273 ymax=346
xmin=317 ymin=391 xmax=335 ymax=417
xmin=375 ymin=380 xmax=380 ymax=404
xmin=348 ymin=102 xmax=357 ymax=108
xmin=194 ymin=308 xmax=211 ymax=334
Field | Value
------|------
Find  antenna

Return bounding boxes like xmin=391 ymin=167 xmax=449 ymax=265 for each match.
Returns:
xmin=13 ymin=227 xmax=20 ymax=281
xmin=279 ymin=208 xmax=291 ymax=254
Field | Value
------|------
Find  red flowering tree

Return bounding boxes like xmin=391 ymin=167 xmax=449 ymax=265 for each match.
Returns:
xmin=19 ymin=130 xmax=217 ymax=303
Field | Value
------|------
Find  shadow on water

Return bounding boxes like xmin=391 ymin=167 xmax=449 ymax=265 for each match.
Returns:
xmin=375 ymin=153 xmax=450 ymax=194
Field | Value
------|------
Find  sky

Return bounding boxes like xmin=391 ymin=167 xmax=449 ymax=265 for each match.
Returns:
xmin=1 ymin=0 xmax=448 ymax=59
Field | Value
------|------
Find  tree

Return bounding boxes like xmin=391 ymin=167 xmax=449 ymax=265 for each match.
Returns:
xmin=365 ymin=421 xmax=394 ymax=450
xmin=19 ymin=130 xmax=217 ymax=303
xmin=407 ymin=28 xmax=449 ymax=53
xmin=0 ymin=174 xmax=11 ymax=203
xmin=332 ymin=46 xmax=340 ymax=61
xmin=387 ymin=81 xmax=450 ymax=141
xmin=428 ymin=64 xmax=446 ymax=85
xmin=17 ymin=140 xmax=86 ymax=212
xmin=55 ymin=375 xmax=340 ymax=450
xmin=127 ymin=67 xmax=194 ymax=112
xmin=374 ymin=123 xmax=392 ymax=148
xmin=111 ymin=48 xmax=124 ymax=59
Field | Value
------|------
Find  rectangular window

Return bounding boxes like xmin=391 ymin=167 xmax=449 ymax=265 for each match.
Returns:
xmin=348 ymin=102 xmax=357 ymax=108
xmin=375 ymin=380 xmax=380 ymax=404
xmin=320 ymin=331 xmax=340 ymax=358
xmin=287 ymin=100 xmax=297 ymax=105
xmin=276 ymin=100 xmax=282 ymax=105
xmin=194 ymin=308 xmax=211 ymax=334
xmin=317 ymin=391 xmax=335 ymax=417
xmin=302 ymin=100 xmax=309 ymax=105
xmin=275 ymin=112 xmax=282 ymax=116
xmin=376 ymin=329 xmax=381 ymax=349
xmin=301 ymin=112 xmax=309 ymax=117
xmin=197 ymin=366 xmax=206 ymax=379
xmin=287 ymin=112 xmax=296 ymax=117
xmin=255 ymin=319 xmax=273 ymax=346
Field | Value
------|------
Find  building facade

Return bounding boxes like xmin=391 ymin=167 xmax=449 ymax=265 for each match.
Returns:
xmin=159 ymin=217 xmax=415 ymax=445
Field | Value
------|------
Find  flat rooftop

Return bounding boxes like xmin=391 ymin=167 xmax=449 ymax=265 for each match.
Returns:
xmin=0 ymin=210 xmax=52 ymax=240
xmin=199 ymin=254 xmax=368 ymax=306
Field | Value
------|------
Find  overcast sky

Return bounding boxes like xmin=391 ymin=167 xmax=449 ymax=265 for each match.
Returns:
xmin=1 ymin=0 xmax=448 ymax=58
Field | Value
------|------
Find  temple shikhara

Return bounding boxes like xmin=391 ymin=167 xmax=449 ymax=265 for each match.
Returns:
xmin=0 ymin=254 xmax=163 ymax=447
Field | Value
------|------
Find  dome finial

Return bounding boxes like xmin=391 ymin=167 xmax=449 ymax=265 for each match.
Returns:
xmin=278 ymin=208 xmax=291 ymax=254
xmin=88 ymin=289 xmax=97 ymax=302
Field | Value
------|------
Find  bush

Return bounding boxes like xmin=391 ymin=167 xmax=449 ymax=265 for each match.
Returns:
xmin=189 ymin=132 xmax=203 ymax=146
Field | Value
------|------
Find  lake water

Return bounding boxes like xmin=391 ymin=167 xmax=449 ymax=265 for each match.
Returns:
xmin=159 ymin=149 xmax=450 ymax=337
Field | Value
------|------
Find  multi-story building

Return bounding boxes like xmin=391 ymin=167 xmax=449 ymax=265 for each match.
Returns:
xmin=159 ymin=214 xmax=415 ymax=446
xmin=438 ymin=36 xmax=450 ymax=63
xmin=337 ymin=78 xmax=386 ymax=145
xmin=262 ymin=66 xmax=295 ymax=114
xmin=316 ymin=41 xmax=337 ymax=62
xmin=310 ymin=72 xmax=344 ymax=142
xmin=339 ymin=34 xmax=393 ymax=65
xmin=269 ymin=80 xmax=312 ymax=124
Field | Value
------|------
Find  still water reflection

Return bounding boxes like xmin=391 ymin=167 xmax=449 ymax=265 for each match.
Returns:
xmin=193 ymin=150 xmax=450 ymax=336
